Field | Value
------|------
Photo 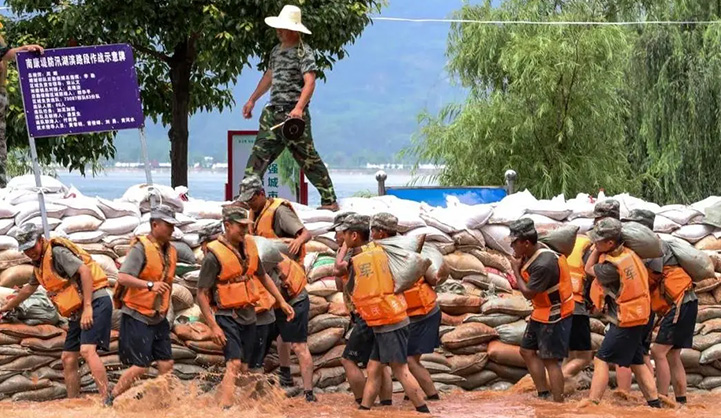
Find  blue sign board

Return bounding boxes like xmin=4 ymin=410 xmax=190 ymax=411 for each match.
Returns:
xmin=16 ymin=44 xmax=144 ymax=138
xmin=385 ymin=186 xmax=507 ymax=207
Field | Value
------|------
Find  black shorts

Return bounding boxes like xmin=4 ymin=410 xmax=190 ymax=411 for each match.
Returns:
xmin=216 ymin=315 xmax=256 ymax=363
xmin=342 ymin=314 xmax=375 ymax=366
xmin=370 ymin=326 xmax=409 ymax=365
xmin=520 ymin=316 xmax=572 ymax=360
xmin=119 ymin=314 xmax=173 ymax=368
xmin=568 ymin=315 xmax=592 ymax=352
xmin=655 ymin=300 xmax=698 ymax=349
xmin=596 ymin=323 xmax=646 ymax=367
xmin=64 ymin=296 xmax=113 ymax=352
xmin=640 ymin=312 xmax=656 ymax=355
xmin=407 ymin=308 xmax=441 ymax=356
xmin=275 ymin=297 xmax=309 ymax=343
xmin=248 ymin=323 xmax=273 ymax=369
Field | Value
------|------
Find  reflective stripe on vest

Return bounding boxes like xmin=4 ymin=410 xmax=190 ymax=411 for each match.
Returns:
xmin=599 ymin=246 xmax=651 ymax=328
xmin=521 ymin=248 xmax=574 ymax=323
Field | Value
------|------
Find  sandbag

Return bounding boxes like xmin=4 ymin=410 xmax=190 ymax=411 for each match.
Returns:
xmin=0 ymin=323 xmax=63 ymax=339
xmin=462 ymin=274 xmax=512 ymax=294
xmin=0 ymin=345 xmax=30 ymax=356
xmin=431 ymin=373 xmax=466 ymax=385
xmin=496 ymin=320 xmax=527 ymax=346
xmin=488 ymin=191 xmax=536 ymax=225
xmin=421 ymin=360 xmax=452 ymax=374
xmin=96 ymin=198 xmax=140 ymax=218
xmin=0 ymin=375 xmax=51 ymax=394
xmin=173 ymin=323 xmax=212 ymax=341
xmin=673 ymin=224 xmax=715 ymax=244
xmin=314 ymin=366 xmax=346 ymax=389
xmin=11 ymin=382 xmax=66 ymax=402
xmin=422 ymin=243 xmax=449 ymax=283
xmin=701 ymin=319 xmax=721 ymax=335
xmin=589 ymin=318 xmax=606 ymax=335
xmin=67 ymin=230 xmax=106 ymax=244
xmin=480 ymin=225 xmax=512 ymax=255
xmin=0 ymin=333 xmax=20 ymax=345
xmin=467 ymin=249 xmax=513 ymax=275
xmin=0 ymin=201 xmax=19 ymax=219
xmin=591 ymin=333 xmax=604 ymax=351
xmin=698 ymin=307 xmax=721 ymax=323
xmin=171 ymin=241 xmax=196 ymax=265
xmin=328 ymin=302 xmax=349 ymax=316
xmin=444 ymin=251 xmax=486 ymax=279
xmin=698 ymin=292 xmax=716 ymax=306
xmin=661 ymin=236 xmax=715 ymax=281
xmin=459 ymin=370 xmax=497 ymax=390
xmin=681 ymin=349 xmax=701 ymax=370
xmin=306 ymin=278 xmax=339 ymax=297
xmin=406 ymin=226 xmax=453 ymax=244
xmin=693 ymin=333 xmax=721 ymax=352
xmin=171 ymin=283 xmax=194 ymax=311
xmin=99 ymin=216 xmax=140 ymax=235
xmin=697 ymin=277 xmax=721 ymax=293
xmin=186 ymin=340 xmax=224 ymax=355
xmin=487 ymin=340 xmax=526 ymax=368
xmin=174 ymin=305 xmax=203 ymax=324
xmin=482 ymin=296 xmax=533 ymax=317
xmin=1 ymin=355 xmax=55 ymax=371
xmin=0 ymin=264 xmax=35 ymax=288
xmin=375 ymin=235 xmax=431 ymax=293
xmin=485 ymin=361 xmax=528 ymax=382
xmin=21 ymin=334 xmax=66 ymax=352
xmin=441 ymin=312 xmax=469 ymax=326
xmin=14 ymin=201 xmax=66 ymax=225
xmin=447 ymin=353 xmax=489 ymax=377
xmin=308 ymin=314 xmax=350 ymax=335
xmin=57 ymin=214 xmax=103 ymax=234
xmin=194 ymin=354 xmax=225 ymax=367
xmin=653 ymin=215 xmax=681 ymax=234
xmin=314 ymin=344 xmax=346 ymax=369
xmin=0 ymin=235 xmax=18 ymax=250
xmin=447 ymin=343 xmax=488 ymax=355
xmin=0 ymin=249 xmax=31 ymax=270
xmin=308 ymin=327 xmax=344 ymax=355
xmin=173 ymin=363 xmax=207 ymax=380
xmin=306 ymin=240 xmax=332 ymax=254
xmin=15 ymin=290 xmax=60 ymax=325
xmin=463 ymin=313 xmax=521 ymax=327
xmin=695 ymin=235 xmax=721 ymax=251
xmin=309 ymin=295 xmax=330 ymax=318
xmin=538 ymin=225 xmax=579 ymax=257
xmin=437 ymin=293 xmax=484 ymax=315
xmin=441 ymin=322 xmax=498 ymax=349
xmin=699 ymin=376 xmax=721 ymax=390
xmin=308 ymin=255 xmax=336 ymax=283
xmin=621 ymin=222 xmax=663 ymax=259
xmin=452 ymin=230 xmax=485 ymax=247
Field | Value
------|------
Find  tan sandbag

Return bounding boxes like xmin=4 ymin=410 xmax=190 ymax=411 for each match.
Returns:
xmin=431 ymin=373 xmax=466 ymax=385
xmin=420 ymin=353 xmax=452 ymax=368
xmin=186 ymin=340 xmax=224 ymax=355
xmin=462 ymin=274 xmax=512 ymax=294
xmin=0 ymin=345 xmax=30 ymax=356
xmin=701 ymin=343 xmax=721 ymax=365
xmin=307 ymin=278 xmax=338 ymax=297
xmin=447 ymin=343 xmax=488 ymax=355
xmin=444 ymin=251 xmax=487 ymax=279
xmin=30 ymin=366 xmax=64 ymax=381
xmin=708 ymin=251 xmax=721 ymax=273
xmin=328 ymin=302 xmax=349 ymax=317
xmin=78 ymin=243 xmax=118 ymax=259
xmin=171 ymin=345 xmax=197 ymax=361
xmin=441 ymin=312 xmax=469 ymax=326
xmin=173 ymin=323 xmax=212 ymax=341
xmin=0 ymin=354 xmax=18 ymax=365
xmin=21 ymin=334 xmax=66 ymax=352
xmin=696 ymin=277 xmax=721 ymax=293
xmin=0 ymin=264 xmax=35 ymax=288
xmin=696 ymin=236 xmax=721 ymax=251
xmin=0 ymin=374 xmax=51 ymax=394
xmin=114 ymin=244 xmax=132 ymax=257
xmin=309 ymin=295 xmax=330 ymax=319
xmin=314 ymin=344 xmax=345 ymax=369
xmin=326 ymin=292 xmax=344 ymax=304
xmin=0 ymin=323 xmax=64 ymax=339
xmin=0 ymin=249 xmax=31 ymax=270
xmin=174 ymin=304 xmax=204 ymax=324
xmin=90 ymin=254 xmax=118 ymax=283
xmin=111 ymin=309 xmax=122 ymax=331
xmin=195 ymin=354 xmax=225 ymax=367
xmin=463 ymin=313 xmax=521 ymax=328
xmin=481 ymin=296 xmax=533 ymax=317
xmin=693 ymin=333 xmax=721 ymax=352
xmin=681 ymin=349 xmax=701 ymax=370
xmin=714 ymin=285 xmax=721 ymax=304
xmin=437 ymin=293 xmax=484 ymax=315
xmin=11 ymin=382 xmax=66 ymax=402
xmin=699 ymin=376 xmax=721 ymax=390
xmin=487 ymin=340 xmax=526 ymax=368
xmin=0 ymin=333 xmax=21 ymax=345
xmin=686 ymin=373 xmax=703 ymax=388
xmin=461 ymin=282 xmax=484 ymax=297
xmin=700 ymin=319 xmax=721 ymax=335
xmin=458 ymin=370 xmax=497 ymax=390
xmin=174 ymin=364 xmax=206 ymax=380
xmin=698 ymin=292 xmax=716 ymax=306
xmin=421 ymin=360 xmax=452 ymax=374
xmin=485 ymin=361 xmax=528 ymax=382
xmin=308 ymin=314 xmax=350 ymax=335
xmin=100 ymin=354 xmax=123 ymax=369
xmin=171 ymin=283 xmax=194 ymax=311
xmin=590 ymin=318 xmax=606 ymax=335
xmin=314 ymin=366 xmax=346 ymax=388
xmin=698 ymin=307 xmax=721 ymax=323
xmin=441 ymin=322 xmax=498 ymax=350
xmin=306 ymin=240 xmax=332 ymax=254
xmin=308 ymin=327 xmax=344 ymax=355
xmin=447 ymin=353 xmax=489 ymax=377
xmin=591 ymin=333 xmax=604 ymax=351
xmin=700 ymin=364 xmax=721 ymax=377
xmin=1 ymin=355 xmax=55 ymax=371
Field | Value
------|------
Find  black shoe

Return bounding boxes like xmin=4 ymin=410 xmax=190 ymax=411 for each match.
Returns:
xmin=280 ymin=375 xmax=294 ymax=387
xmin=305 ymin=390 xmax=317 ymax=402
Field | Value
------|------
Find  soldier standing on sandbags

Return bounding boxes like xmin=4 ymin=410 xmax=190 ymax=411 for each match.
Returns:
xmin=338 ymin=214 xmax=430 ymax=414
xmin=369 ymin=212 xmax=442 ymax=403
xmin=332 ymin=212 xmax=394 ymax=407
xmin=195 ymin=205 xmax=294 ymax=409
xmin=241 ymin=5 xmax=338 ymax=211
xmin=509 ymin=218 xmax=574 ymax=403
xmin=623 ymin=209 xmax=697 ymax=405
xmin=0 ymin=223 xmax=112 ymax=401
xmin=581 ymin=218 xmax=661 ymax=408
xmin=106 ymin=205 xmax=179 ymax=406
xmin=237 ymin=174 xmax=316 ymax=401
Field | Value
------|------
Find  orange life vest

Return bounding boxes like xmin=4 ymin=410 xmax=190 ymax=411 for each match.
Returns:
xmin=117 ymin=235 xmax=176 ymax=317
xmin=252 ymin=198 xmax=307 ymax=261
xmin=350 ymin=242 xmax=408 ymax=327
xmin=276 ymin=254 xmax=307 ymax=300
xmin=567 ymin=235 xmax=592 ymax=304
xmin=649 ymin=265 xmax=693 ymax=317
xmin=206 ymin=236 xmax=261 ymax=310
xmin=254 ymin=279 xmax=277 ymax=313
xmin=404 ymin=279 xmax=438 ymax=317
xmin=520 ymin=248 xmax=574 ymax=324
xmin=34 ymin=237 xmax=108 ymax=317
xmin=590 ymin=246 xmax=650 ymax=328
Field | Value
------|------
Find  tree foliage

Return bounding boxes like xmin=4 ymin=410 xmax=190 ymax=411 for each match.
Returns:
xmin=7 ymin=0 xmax=383 ymax=187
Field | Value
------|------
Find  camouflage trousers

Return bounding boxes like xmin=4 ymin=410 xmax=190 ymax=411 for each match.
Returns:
xmin=0 ymin=90 xmax=7 ymax=188
xmin=245 ymin=106 xmax=337 ymax=205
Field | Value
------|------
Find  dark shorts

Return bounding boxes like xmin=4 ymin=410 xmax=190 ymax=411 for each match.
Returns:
xmin=249 ymin=323 xmax=273 ymax=369
xmin=520 ymin=316 xmax=572 ymax=360
xmin=655 ymin=300 xmax=698 ymax=349
xmin=641 ymin=312 xmax=656 ymax=355
xmin=216 ymin=315 xmax=256 ymax=363
xmin=407 ymin=308 xmax=442 ymax=356
xmin=119 ymin=314 xmax=173 ymax=368
xmin=64 ymin=296 xmax=113 ymax=352
xmin=370 ymin=326 xmax=409 ymax=365
xmin=596 ymin=323 xmax=646 ymax=367
xmin=342 ymin=314 xmax=375 ymax=366
xmin=568 ymin=314 xmax=592 ymax=352
xmin=275 ymin=297 xmax=309 ymax=343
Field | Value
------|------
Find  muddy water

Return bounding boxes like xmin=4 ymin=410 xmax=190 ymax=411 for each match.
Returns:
xmin=1 ymin=377 xmax=717 ymax=418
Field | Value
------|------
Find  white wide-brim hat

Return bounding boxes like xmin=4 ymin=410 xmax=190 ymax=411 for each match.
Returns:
xmin=265 ymin=5 xmax=312 ymax=35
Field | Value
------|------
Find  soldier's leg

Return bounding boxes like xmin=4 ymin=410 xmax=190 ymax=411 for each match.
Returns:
xmin=285 ymin=109 xmax=337 ymax=206
xmin=244 ymin=107 xmax=288 ymax=179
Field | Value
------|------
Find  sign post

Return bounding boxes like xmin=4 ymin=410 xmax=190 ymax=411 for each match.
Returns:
xmin=16 ymin=44 xmax=146 ymax=236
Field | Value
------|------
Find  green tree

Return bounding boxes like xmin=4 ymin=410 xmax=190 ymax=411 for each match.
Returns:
xmin=8 ymin=0 xmax=382 ymax=187
xmin=407 ymin=0 xmax=640 ymax=199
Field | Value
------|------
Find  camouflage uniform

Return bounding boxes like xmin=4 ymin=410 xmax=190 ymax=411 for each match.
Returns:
xmin=370 ymin=213 xmax=400 ymax=233
xmin=244 ymin=42 xmax=336 ymax=206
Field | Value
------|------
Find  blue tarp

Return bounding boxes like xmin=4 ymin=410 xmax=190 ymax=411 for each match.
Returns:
xmin=385 ymin=186 xmax=507 ymax=207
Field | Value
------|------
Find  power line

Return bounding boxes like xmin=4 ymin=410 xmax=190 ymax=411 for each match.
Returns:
xmin=371 ymin=16 xmax=721 ymax=26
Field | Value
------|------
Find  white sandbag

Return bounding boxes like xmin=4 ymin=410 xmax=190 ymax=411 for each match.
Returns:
xmin=121 ymin=184 xmax=184 ymax=213
xmin=56 ymin=197 xmax=105 ymax=219
xmin=658 ymin=205 xmax=702 ymax=226
xmin=462 ymin=204 xmax=494 ymax=229
xmin=67 ymin=230 xmax=106 ymax=244
xmin=290 ymin=202 xmax=313 ymax=212
xmin=420 ymin=207 xmax=467 ymax=234
xmin=140 ymin=211 xmax=194 ymax=228
xmin=180 ymin=218 xmax=220 ymax=234
xmin=103 ymin=234 xmax=132 ymax=247
xmin=298 ymin=209 xmax=335 ymax=224
xmin=519 ymin=214 xmax=562 ymax=232
xmin=480 ymin=225 xmax=512 ymax=256
xmin=91 ymin=254 xmax=118 ymax=282
xmin=182 ymin=199 xmax=223 ymax=220
xmin=14 ymin=201 xmax=66 ymax=225
xmin=406 ymin=226 xmax=453 ymax=244
xmin=568 ymin=218 xmax=593 ymax=234
xmin=0 ymin=201 xmax=18 ymax=218
xmin=654 ymin=215 xmax=681 ymax=234
xmin=386 ymin=209 xmax=426 ymax=233
xmin=57 ymin=215 xmax=103 ymax=234
xmin=338 ymin=197 xmax=389 ymax=215
xmin=253 ymin=236 xmax=285 ymax=272
xmin=488 ymin=190 xmax=537 ymax=225
xmin=422 ymin=243 xmax=449 ymax=283
xmin=96 ymin=197 xmax=140 ymax=218
xmin=673 ymin=224 xmax=716 ymax=244
xmin=0 ymin=218 xmax=15 ymax=235
xmin=305 ymin=222 xmax=333 ymax=237
xmin=566 ymin=194 xmax=596 ymax=220
xmin=182 ymin=233 xmax=201 ymax=248
xmin=692 ymin=197 xmax=721 ymax=214
xmin=622 ymin=222 xmax=663 ymax=259
xmin=0 ymin=236 xmax=18 ymax=250
xmin=614 ymin=193 xmax=661 ymax=215
xmin=661 ymin=235 xmax=715 ymax=281
xmin=527 ymin=196 xmax=572 ymax=221
xmin=7 ymin=175 xmax=67 ymax=194
xmin=375 ymin=235 xmax=431 ymax=293
xmin=5 ymin=189 xmax=65 ymax=205
xmin=19 ymin=217 xmax=62 ymax=231
xmin=99 ymin=216 xmax=140 ymax=235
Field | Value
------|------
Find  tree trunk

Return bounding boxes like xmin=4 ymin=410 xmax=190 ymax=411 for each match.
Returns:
xmin=168 ymin=42 xmax=193 ymax=188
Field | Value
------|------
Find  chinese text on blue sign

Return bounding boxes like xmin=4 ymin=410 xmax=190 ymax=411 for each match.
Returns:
xmin=16 ymin=44 xmax=144 ymax=138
